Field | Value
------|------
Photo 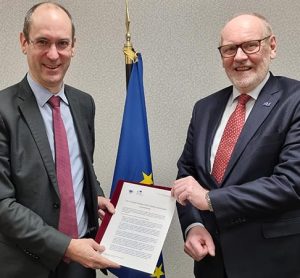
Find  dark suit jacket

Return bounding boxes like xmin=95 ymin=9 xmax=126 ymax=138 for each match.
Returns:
xmin=0 ymin=77 xmax=104 ymax=277
xmin=177 ymin=73 xmax=300 ymax=278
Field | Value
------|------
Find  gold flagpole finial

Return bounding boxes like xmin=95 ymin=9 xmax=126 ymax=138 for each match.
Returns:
xmin=123 ymin=0 xmax=137 ymax=64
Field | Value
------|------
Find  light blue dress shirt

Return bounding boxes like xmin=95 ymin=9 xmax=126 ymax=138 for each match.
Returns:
xmin=27 ymin=73 xmax=88 ymax=238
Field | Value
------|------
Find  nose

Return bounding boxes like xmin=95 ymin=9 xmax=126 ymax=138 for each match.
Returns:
xmin=46 ymin=43 xmax=59 ymax=60
xmin=234 ymin=47 xmax=248 ymax=61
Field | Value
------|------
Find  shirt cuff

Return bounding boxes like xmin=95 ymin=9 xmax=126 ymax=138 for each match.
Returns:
xmin=184 ymin=222 xmax=205 ymax=239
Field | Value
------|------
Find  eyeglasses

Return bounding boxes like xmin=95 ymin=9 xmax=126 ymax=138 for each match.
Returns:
xmin=28 ymin=38 xmax=72 ymax=52
xmin=218 ymin=36 xmax=271 ymax=58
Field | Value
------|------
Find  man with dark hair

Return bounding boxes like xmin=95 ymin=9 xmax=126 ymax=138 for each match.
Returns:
xmin=172 ymin=13 xmax=300 ymax=278
xmin=0 ymin=2 xmax=119 ymax=277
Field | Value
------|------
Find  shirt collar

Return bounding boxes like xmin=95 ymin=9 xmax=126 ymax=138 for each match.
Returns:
xmin=231 ymin=72 xmax=270 ymax=104
xmin=27 ymin=73 xmax=69 ymax=107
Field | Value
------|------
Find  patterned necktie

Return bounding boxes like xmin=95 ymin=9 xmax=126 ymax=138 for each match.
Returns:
xmin=212 ymin=94 xmax=251 ymax=184
xmin=48 ymin=96 xmax=78 ymax=238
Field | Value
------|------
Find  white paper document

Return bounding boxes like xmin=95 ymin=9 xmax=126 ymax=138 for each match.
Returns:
xmin=99 ymin=181 xmax=176 ymax=274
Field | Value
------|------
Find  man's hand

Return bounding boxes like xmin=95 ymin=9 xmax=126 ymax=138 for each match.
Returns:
xmin=171 ymin=176 xmax=209 ymax=210
xmin=184 ymin=226 xmax=215 ymax=261
xmin=97 ymin=196 xmax=115 ymax=220
xmin=65 ymin=238 xmax=120 ymax=269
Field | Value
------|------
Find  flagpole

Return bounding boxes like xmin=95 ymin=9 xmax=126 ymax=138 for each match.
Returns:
xmin=123 ymin=0 xmax=137 ymax=88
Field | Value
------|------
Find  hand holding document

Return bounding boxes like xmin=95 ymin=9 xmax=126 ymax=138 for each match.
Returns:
xmin=95 ymin=180 xmax=176 ymax=274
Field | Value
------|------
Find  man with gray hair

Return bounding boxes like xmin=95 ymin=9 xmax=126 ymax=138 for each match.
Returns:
xmin=172 ymin=13 xmax=300 ymax=278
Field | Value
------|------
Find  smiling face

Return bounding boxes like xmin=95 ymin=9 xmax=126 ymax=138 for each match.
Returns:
xmin=20 ymin=4 xmax=75 ymax=93
xmin=220 ymin=14 xmax=277 ymax=94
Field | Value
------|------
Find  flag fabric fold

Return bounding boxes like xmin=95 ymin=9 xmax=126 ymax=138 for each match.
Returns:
xmin=109 ymin=53 xmax=166 ymax=278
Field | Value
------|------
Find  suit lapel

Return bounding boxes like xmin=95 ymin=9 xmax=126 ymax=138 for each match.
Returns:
xmin=206 ymin=89 xmax=232 ymax=170
xmin=17 ymin=79 xmax=59 ymax=196
xmin=65 ymin=88 xmax=91 ymax=166
xmin=186 ymin=86 xmax=234 ymax=188
xmin=222 ymin=75 xmax=281 ymax=184
xmin=66 ymin=88 xmax=101 ymax=222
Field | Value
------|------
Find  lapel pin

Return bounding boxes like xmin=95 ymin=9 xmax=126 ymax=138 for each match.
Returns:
xmin=263 ymin=101 xmax=271 ymax=107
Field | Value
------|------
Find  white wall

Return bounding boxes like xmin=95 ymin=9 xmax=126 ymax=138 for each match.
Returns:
xmin=1 ymin=1 xmax=300 ymax=277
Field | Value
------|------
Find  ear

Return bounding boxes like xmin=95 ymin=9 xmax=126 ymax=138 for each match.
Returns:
xmin=71 ymin=37 xmax=76 ymax=57
xmin=20 ymin=32 xmax=28 ymax=54
xmin=269 ymin=35 xmax=277 ymax=59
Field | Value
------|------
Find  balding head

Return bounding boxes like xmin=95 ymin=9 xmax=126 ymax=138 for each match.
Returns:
xmin=220 ymin=13 xmax=273 ymax=46
xmin=23 ymin=2 xmax=75 ymax=42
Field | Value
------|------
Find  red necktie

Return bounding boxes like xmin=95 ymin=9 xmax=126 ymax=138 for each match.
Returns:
xmin=212 ymin=94 xmax=251 ymax=184
xmin=48 ymin=96 xmax=78 ymax=238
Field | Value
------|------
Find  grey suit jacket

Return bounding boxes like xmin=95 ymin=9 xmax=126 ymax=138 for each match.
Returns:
xmin=0 ymin=77 xmax=104 ymax=277
xmin=177 ymin=73 xmax=300 ymax=278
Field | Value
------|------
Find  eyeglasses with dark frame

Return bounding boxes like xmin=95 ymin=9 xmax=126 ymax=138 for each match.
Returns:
xmin=218 ymin=36 xmax=271 ymax=58
xmin=28 ymin=38 xmax=73 ymax=52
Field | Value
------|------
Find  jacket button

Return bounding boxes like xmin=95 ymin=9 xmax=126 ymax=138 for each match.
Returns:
xmin=53 ymin=203 xmax=60 ymax=209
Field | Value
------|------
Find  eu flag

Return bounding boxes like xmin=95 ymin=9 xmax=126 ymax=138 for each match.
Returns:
xmin=109 ymin=53 xmax=166 ymax=278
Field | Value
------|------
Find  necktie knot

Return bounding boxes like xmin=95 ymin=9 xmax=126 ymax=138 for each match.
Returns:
xmin=238 ymin=94 xmax=251 ymax=106
xmin=48 ymin=96 xmax=61 ymax=108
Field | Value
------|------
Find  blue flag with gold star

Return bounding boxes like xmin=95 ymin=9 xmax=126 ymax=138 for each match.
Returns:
xmin=109 ymin=53 xmax=166 ymax=278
